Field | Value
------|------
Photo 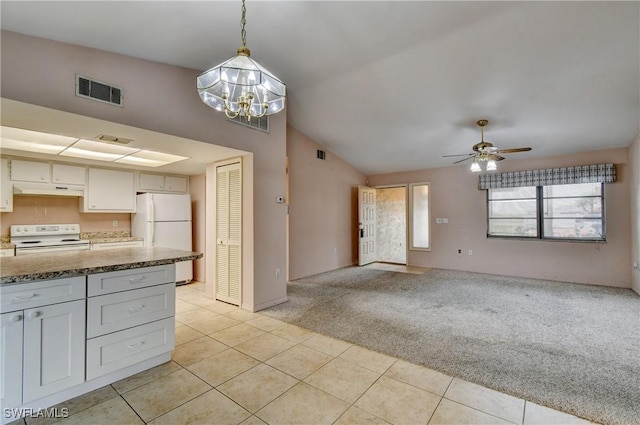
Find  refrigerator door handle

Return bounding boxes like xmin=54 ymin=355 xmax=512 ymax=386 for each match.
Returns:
xmin=150 ymin=194 xmax=155 ymax=245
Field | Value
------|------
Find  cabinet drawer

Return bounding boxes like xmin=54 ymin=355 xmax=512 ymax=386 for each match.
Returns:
xmin=87 ymin=283 xmax=175 ymax=338
xmin=86 ymin=317 xmax=174 ymax=380
xmin=0 ymin=277 xmax=86 ymax=313
xmin=87 ymin=264 xmax=175 ymax=296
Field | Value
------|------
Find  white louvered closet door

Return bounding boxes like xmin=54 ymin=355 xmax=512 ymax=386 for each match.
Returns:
xmin=216 ymin=161 xmax=242 ymax=305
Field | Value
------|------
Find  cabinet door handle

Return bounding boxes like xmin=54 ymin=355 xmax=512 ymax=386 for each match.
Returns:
xmin=28 ymin=311 xmax=41 ymax=319
xmin=9 ymin=314 xmax=22 ymax=323
xmin=129 ymin=276 xmax=147 ymax=283
xmin=127 ymin=341 xmax=145 ymax=350
xmin=13 ymin=293 xmax=37 ymax=300
xmin=128 ymin=304 xmax=146 ymax=312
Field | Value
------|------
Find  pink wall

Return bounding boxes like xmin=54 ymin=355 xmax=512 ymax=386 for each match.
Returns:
xmin=368 ymin=147 xmax=632 ymax=288
xmin=189 ymin=174 xmax=206 ymax=283
xmin=630 ymin=134 xmax=640 ymax=294
xmin=1 ymin=196 xmax=130 ymax=236
xmin=287 ymin=126 xmax=366 ymax=280
xmin=1 ymin=31 xmax=287 ymax=310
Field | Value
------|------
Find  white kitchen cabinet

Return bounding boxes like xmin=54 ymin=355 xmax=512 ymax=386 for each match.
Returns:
xmin=90 ymin=240 xmax=144 ymax=250
xmin=0 ymin=276 xmax=86 ymax=409
xmin=164 ymin=176 xmax=188 ymax=192
xmin=138 ymin=173 xmax=165 ymax=192
xmin=10 ymin=159 xmax=50 ymax=183
xmin=52 ymin=163 xmax=86 ymax=185
xmin=23 ymin=299 xmax=86 ymax=403
xmin=0 ymin=158 xmax=13 ymax=212
xmin=86 ymin=264 xmax=176 ymax=380
xmin=1 ymin=312 xmax=23 ymax=410
xmin=84 ymin=168 xmax=135 ymax=212
xmin=138 ymin=173 xmax=188 ymax=193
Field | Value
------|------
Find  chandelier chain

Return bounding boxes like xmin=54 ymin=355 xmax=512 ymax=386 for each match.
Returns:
xmin=240 ymin=0 xmax=247 ymax=47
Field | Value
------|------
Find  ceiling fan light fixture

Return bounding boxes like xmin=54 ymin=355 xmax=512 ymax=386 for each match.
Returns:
xmin=486 ymin=159 xmax=497 ymax=171
xmin=470 ymin=158 xmax=481 ymax=172
xmin=197 ymin=0 xmax=286 ymax=122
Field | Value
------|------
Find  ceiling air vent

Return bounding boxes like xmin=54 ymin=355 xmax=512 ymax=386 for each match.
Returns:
xmin=96 ymin=134 xmax=133 ymax=144
xmin=317 ymin=149 xmax=326 ymax=160
xmin=76 ymin=74 xmax=123 ymax=107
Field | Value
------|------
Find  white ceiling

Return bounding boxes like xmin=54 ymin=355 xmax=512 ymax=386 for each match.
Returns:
xmin=1 ymin=1 xmax=638 ymax=175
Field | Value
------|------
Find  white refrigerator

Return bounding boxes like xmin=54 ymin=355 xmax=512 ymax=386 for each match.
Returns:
xmin=132 ymin=193 xmax=193 ymax=284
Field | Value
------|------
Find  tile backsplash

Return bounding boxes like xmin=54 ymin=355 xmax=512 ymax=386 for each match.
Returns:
xmin=0 ymin=196 xmax=131 ymax=237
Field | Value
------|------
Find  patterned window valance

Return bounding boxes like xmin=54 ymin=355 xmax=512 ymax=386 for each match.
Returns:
xmin=478 ymin=163 xmax=616 ymax=190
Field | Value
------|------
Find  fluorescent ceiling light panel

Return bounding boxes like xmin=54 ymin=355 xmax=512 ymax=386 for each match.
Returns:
xmin=116 ymin=150 xmax=189 ymax=167
xmin=59 ymin=139 xmax=139 ymax=161
xmin=1 ymin=126 xmax=190 ymax=168
xmin=0 ymin=126 xmax=77 ymax=154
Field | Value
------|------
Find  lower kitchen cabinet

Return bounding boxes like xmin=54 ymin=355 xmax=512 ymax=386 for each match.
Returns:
xmin=1 ymin=311 xmax=24 ymax=410
xmin=23 ymin=299 xmax=86 ymax=403
xmin=0 ymin=263 xmax=176 ymax=422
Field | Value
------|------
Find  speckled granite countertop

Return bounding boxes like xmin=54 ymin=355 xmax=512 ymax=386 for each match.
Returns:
xmin=0 ymin=236 xmax=13 ymax=249
xmin=80 ymin=231 xmax=144 ymax=244
xmin=0 ymin=247 xmax=202 ymax=285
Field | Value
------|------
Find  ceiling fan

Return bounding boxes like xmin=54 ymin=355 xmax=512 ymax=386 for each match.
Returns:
xmin=444 ymin=119 xmax=532 ymax=171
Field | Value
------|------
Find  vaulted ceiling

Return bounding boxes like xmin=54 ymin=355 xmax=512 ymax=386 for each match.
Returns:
xmin=1 ymin=1 xmax=638 ymax=175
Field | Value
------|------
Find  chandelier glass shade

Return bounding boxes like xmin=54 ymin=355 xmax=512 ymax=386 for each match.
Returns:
xmin=197 ymin=0 xmax=286 ymax=121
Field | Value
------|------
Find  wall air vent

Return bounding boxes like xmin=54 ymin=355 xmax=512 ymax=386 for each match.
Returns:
xmin=228 ymin=114 xmax=269 ymax=133
xmin=76 ymin=74 xmax=123 ymax=107
xmin=317 ymin=149 xmax=326 ymax=160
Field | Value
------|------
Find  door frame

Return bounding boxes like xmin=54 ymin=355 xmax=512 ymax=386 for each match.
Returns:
xmin=206 ymin=155 xmax=254 ymax=309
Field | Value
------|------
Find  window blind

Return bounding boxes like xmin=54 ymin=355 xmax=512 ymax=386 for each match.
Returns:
xmin=478 ymin=163 xmax=616 ymax=190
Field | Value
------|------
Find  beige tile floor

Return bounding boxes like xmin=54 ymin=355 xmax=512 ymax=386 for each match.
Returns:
xmin=11 ymin=281 xmax=601 ymax=425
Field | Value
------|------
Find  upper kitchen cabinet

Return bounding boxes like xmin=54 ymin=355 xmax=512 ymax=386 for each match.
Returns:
xmin=138 ymin=173 xmax=188 ymax=194
xmin=83 ymin=168 xmax=135 ymax=212
xmin=52 ymin=163 xmax=86 ymax=185
xmin=0 ymin=158 xmax=13 ymax=212
xmin=10 ymin=159 xmax=50 ymax=183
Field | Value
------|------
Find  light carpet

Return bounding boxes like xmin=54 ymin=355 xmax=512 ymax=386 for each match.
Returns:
xmin=262 ymin=267 xmax=640 ymax=425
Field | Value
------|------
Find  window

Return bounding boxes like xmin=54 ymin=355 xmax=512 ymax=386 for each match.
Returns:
xmin=488 ymin=187 xmax=538 ymax=238
xmin=409 ymin=182 xmax=430 ymax=250
xmin=487 ymin=182 xmax=605 ymax=241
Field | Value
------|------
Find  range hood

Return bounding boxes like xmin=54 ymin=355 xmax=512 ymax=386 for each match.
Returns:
xmin=13 ymin=183 xmax=84 ymax=197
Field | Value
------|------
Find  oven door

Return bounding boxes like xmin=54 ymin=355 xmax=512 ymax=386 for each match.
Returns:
xmin=15 ymin=244 xmax=91 ymax=255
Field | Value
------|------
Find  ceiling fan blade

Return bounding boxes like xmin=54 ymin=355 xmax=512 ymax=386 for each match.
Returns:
xmin=442 ymin=153 xmax=473 ymax=158
xmin=496 ymin=147 xmax=532 ymax=154
xmin=489 ymin=154 xmax=505 ymax=161
xmin=453 ymin=156 xmax=474 ymax=164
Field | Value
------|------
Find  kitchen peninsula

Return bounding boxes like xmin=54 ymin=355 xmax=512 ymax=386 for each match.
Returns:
xmin=0 ymin=247 xmax=202 ymax=424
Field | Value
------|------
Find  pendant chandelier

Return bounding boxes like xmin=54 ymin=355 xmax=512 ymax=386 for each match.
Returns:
xmin=197 ymin=0 xmax=286 ymax=121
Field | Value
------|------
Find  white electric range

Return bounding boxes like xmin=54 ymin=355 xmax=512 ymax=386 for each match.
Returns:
xmin=10 ymin=224 xmax=90 ymax=255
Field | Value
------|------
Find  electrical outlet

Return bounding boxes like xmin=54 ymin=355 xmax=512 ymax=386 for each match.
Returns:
xmin=457 ymin=249 xmax=462 ymax=254
xmin=468 ymin=249 xmax=473 ymax=255
xmin=436 ymin=218 xmax=443 ymax=224
xmin=276 ymin=268 xmax=281 ymax=278
xmin=442 ymin=218 xmax=449 ymax=224
xmin=112 ymin=220 xmax=118 ymax=227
